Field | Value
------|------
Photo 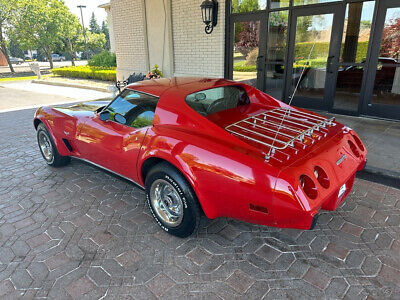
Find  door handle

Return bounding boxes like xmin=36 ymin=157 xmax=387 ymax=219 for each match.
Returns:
xmin=327 ymin=55 xmax=335 ymax=74
xmin=256 ymin=55 xmax=265 ymax=72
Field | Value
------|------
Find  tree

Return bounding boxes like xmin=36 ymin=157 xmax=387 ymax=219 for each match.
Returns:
xmin=101 ymin=20 xmax=110 ymax=51
xmin=235 ymin=21 xmax=259 ymax=56
xmin=380 ymin=18 xmax=400 ymax=60
xmin=232 ymin=0 xmax=260 ymax=13
xmin=9 ymin=38 xmax=24 ymax=58
xmin=0 ymin=0 xmax=17 ymax=73
xmin=89 ymin=12 xmax=100 ymax=34
xmin=58 ymin=8 xmax=82 ymax=66
xmin=82 ymin=30 xmax=106 ymax=56
xmin=13 ymin=0 xmax=70 ymax=69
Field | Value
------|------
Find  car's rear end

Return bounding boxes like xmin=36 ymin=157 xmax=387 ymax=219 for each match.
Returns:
xmin=221 ymin=105 xmax=366 ymax=229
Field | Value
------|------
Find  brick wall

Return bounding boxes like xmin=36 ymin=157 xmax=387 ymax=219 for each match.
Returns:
xmin=110 ymin=0 xmax=148 ymax=80
xmin=171 ymin=0 xmax=225 ymax=77
xmin=110 ymin=0 xmax=226 ymax=80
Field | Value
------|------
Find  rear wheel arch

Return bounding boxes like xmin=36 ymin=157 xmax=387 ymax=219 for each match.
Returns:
xmin=140 ymin=157 xmax=213 ymax=218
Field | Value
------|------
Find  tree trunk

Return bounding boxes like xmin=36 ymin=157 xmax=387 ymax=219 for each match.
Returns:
xmin=68 ymin=39 xmax=75 ymax=66
xmin=44 ymin=47 xmax=54 ymax=69
xmin=0 ymin=25 xmax=15 ymax=73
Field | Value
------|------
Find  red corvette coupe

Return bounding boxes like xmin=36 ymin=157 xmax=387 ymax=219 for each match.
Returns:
xmin=34 ymin=78 xmax=367 ymax=237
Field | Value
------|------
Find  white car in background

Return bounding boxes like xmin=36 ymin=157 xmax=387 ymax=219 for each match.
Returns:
xmin=10 ymin=57 xmax=24 ymax=65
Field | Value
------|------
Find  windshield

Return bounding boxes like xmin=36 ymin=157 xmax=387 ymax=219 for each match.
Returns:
xmin=185 ymin=86 xmax=250 ymax=116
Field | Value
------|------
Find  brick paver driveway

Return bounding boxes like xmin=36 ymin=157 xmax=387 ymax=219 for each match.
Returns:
xmin=0 ymin=108 xmax=399 ymax=299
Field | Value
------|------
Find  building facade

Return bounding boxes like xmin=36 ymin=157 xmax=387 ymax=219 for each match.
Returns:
xmin=104 ymin=0 xmax=400 ymax=120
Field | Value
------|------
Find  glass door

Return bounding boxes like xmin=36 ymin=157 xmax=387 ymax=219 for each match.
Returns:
xmin=283 ymin=4 xmax=344 ymax=110
xmin=363 ymin=0 xmax=400 ymax=120
xmin=228 ymin=13 xmax=266 ymax=89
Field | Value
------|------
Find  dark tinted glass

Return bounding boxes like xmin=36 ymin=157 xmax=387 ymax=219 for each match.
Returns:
xmin=185 ymin=86 xmax=250 ymax=116
xmin=104 ymin=90 xmax=158 ymax=128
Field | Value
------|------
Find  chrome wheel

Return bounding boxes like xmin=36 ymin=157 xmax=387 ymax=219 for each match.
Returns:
xmin=150 ymin=179 xmax=184 ymax=227
xmin=38 ymin=131 xmax=53 ymax=162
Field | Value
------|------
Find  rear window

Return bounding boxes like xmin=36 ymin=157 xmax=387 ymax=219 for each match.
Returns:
xmin=185 ymin=86 xmax=250 ymax=116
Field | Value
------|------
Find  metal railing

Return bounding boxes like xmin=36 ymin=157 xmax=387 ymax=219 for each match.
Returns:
xmin=225 ymin=108 xmax=335 ymax=161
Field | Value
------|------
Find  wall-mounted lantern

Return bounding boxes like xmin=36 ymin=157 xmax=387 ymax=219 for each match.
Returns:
xmin=200 ymin=0 xmax=218 ymax=34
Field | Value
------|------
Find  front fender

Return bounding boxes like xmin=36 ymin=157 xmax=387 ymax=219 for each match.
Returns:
xmin=34 ymin=108 xmax=71 ymax=156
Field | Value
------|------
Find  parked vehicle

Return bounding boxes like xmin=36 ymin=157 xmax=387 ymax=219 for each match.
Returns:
xmin=336 ymin=57 xmax=399 ymax=92
xmin=45 ymin=54 xmax=65 ymax=62
xmin=9 ymin=57 xmax=24 ymax=65
xmin=34 ymin=78 xmax=367 ymax=237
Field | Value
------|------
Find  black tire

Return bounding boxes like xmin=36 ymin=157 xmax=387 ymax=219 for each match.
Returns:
xmin=145 ymin=162 xmax=201 ymax=238
xmin=36 ymin=123 xmax=70 ymax=167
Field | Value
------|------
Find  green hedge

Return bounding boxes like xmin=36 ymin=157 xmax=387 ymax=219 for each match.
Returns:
xmin=88 ymin=51 xmax=117 ymax=67
xmin=295 ymin=41 xmax=369 ymax=62
xmin=52 ymin=66 xmax=116 ymax=81
xmin=233 ymin=61 xmax=257 ymax=72
xmin=233 ymin=41 xmax=369 ymax=72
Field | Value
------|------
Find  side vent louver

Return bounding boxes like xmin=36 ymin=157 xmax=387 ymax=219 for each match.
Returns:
xmin=62 ymin=139 xmax=73 ymax=152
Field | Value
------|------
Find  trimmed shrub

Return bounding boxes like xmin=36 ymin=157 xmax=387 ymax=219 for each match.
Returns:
xmin=295 ymin=41 xmax=369 ymax=62
xmin=233 ymin=60 xmax=257 ymax=72
xmin=88 ymin=51 xmax=116 ymax=67
xmin=245 ymin=48 xmax=258 ymax=66
xmin=52 ymin=66 xmax=116 ymax=81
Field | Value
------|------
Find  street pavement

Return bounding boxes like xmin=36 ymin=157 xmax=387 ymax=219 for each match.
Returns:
xmin=0 ymin=89 xmax=399 ymax=299
xmin=0 ymin=82 xmax=111 ymax=113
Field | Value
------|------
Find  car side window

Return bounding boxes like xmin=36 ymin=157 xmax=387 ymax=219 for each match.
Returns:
xmin=185 ymin=86 xmax=250 ymax=116
xmin=104 ymin=90 xmax=158 ymax=128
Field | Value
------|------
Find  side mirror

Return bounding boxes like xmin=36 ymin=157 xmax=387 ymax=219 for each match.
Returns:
xmin=99 ymin=111 xmax=110 ymax=121
xmin=114 ymin=113 xmax=127 ymax=125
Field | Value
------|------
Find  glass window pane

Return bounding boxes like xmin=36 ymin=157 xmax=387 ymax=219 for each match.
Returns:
xmin=372 ymin=7 xmax=400 ymax=106
xmin=105 ymin=90 xmax=158 ymax=127
xmin=270 ymin=0 xmax=289 ymax=9
xmin=265 ymin=10 xmax=288 ymax=99
xmin=340 ymin=1 xmax=374 ymax=64
xmin=233 ymin=21 xmax=260 ymax=87
xmin=232 ymin=0 xmax=266 ymax=13
xmin=334 ymin=1 xmax=375 ymax=111
xmin=293 ymin=0 xmax=339 ymax=6
xmin=185 ymin=86 xmax=250 ymax=116
xmin=291 ymin=13 xmax=333 ymax=100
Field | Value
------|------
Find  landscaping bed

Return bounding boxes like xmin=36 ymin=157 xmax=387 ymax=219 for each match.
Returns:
xmin=52 ymin=66 xmax=116 ymax=81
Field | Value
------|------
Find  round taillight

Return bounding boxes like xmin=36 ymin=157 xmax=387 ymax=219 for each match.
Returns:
xmin=348 ymin=140 xmax=360 ymax=157
xmin=314 ymin=166 xmax=330 ymax=189
xmin=352 ymin=134 xmax=365 ymax=151
xmin=299 ymin=174 xmax=318 ymax=199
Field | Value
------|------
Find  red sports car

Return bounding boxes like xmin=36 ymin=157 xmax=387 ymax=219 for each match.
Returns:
xmin=34 ymin=78 xmax=367 ymax=237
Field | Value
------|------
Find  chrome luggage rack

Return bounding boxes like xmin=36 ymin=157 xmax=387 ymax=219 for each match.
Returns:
xmin=225 ymin=108 xmax=335 ymax=162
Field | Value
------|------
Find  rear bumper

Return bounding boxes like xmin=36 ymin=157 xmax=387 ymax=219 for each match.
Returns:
xmin=272 ymin=169 xmax=359 ymax=230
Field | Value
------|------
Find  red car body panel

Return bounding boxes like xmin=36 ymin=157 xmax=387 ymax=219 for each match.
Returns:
xmin=34 ymin=78 xmax=367 ymax=230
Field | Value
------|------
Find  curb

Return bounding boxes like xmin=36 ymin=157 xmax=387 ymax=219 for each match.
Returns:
xmin=357 ymin=166 xmax=400 ymax=189
xmin=31 ymin=79 xmax=111 ymax=93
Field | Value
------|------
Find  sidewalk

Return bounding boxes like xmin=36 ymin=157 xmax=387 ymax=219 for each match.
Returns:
xmin=31 ymin=76 xmax=114 ymax=93
xmin=323 ymin=112 xmax=400 ymax=187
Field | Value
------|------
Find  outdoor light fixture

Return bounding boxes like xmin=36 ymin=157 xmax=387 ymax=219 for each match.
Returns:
xmin=200 ymin=0 xmax=218 ymax=34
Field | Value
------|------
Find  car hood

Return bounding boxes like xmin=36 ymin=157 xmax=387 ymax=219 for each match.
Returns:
xmin=52 ymin=98 xmax=112 ymax=115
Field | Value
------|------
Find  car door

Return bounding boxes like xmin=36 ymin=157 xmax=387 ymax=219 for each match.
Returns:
xmin=76 ymin=90 xmax=158 ymax=183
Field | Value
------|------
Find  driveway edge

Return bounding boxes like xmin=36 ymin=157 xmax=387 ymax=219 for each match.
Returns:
xmin=358 ymin=166 xmax=400 ymax=189
xmin=32 ymin=79 xmax=111 ymax=93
